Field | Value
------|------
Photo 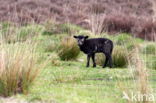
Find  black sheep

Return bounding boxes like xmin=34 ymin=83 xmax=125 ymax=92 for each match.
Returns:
xmin=74 ymin=35 xmax=113 ymax=68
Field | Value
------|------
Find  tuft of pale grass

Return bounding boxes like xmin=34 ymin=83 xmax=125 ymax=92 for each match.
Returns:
xmin=135 ymin=49 xmax=149 ymax=95
xmin=0 ymin=41 xmax=45 ymax=97
xmin=58 ymin=37 xmax=80 ymax=61
xmin=128 ymin=48 xmax=152 ymax=103
xmin=117 ymin=47 xmax=153 ymax=103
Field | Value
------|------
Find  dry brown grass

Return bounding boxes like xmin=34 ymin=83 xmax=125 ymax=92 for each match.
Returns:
xmin=0 ymin=41 xmax=45 ymax=97
xmin=128 ymin=48 xmax=152 ymax=103
xmin=135 ymin=49 xmax=150 ymax=96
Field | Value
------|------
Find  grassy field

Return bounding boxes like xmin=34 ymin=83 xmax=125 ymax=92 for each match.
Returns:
xmin=0 ymin=23 xmax=156 ymax=103
xmin=20 ymin=34 xmax=156 ymax=103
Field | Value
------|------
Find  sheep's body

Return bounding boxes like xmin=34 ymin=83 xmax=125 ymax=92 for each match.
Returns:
xmin=79 ymin=38 xmax=113 ymax=54
xmin=74 ymin=35 xmax=113 ymax=68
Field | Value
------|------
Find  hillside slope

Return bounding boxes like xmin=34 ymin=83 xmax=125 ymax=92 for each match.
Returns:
xmin=0 ymin=0 xmax=153 ymax=23
xmin=0 ymin=0 xmax=155 ymax=40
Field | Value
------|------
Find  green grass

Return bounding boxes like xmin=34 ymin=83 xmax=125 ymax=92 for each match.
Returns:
xmin=1 ymin=23 xmax=156 ymax=103
xmin=23 ymin=61 xmax=130 ymax=103
xmin=15 ymin=31 xmax=155 ymax=103
xmin=20 ymin=57 xmax=156 ymax=103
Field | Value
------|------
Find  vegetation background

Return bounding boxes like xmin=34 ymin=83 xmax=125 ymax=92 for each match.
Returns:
xmin=0 ymin=0 xmax=156 ymax=103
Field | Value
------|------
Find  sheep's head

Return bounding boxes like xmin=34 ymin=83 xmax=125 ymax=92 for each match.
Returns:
xmin=73 ymin=35 xmax=88 ymax=46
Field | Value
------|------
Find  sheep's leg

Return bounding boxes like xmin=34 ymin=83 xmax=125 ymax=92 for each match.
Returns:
xmin=86 ymin=54 xmax=91 ymax=67
xmin=91 ymin=53 xmax=96 ymax=67
xmin=108 ymin=55 xmax=113 ymax=68
xmin=103 ymin=53 xmax=109 ymax=68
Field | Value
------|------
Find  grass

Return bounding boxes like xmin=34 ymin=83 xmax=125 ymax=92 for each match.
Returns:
xmin=0 ymin=23 xmax=156 ymax=103
xmin=142 ymin=43 xmax=156 ymax=55
xmin=0 ymin=42 xmax=42 ymax=97
xmin=24 ymin=61 xmax=131 ymax=103
xmin=58 ymin=36 xmax=80 ymax=61
xmin=16 ymin=34 xmax=154 ymax=103
xmin=21 ymin=58 xmax=156 ymax=103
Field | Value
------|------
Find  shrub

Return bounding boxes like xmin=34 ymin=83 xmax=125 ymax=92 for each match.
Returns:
xmin=142 ymin=43 xmax=156 ymax=54
xmin=0 ymin=42 xmax=44 ymax=96
xmin=58 ymin=37 xmax=80 ymax=61
xmin=112 ymin=46 xmax=129 ymax=67
xmin=95 ymin=46 xmax=128 ymax=68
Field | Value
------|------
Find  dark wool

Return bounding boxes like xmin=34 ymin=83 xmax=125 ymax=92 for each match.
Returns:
xmin=74 ymin=35 xmax=113 ymax=68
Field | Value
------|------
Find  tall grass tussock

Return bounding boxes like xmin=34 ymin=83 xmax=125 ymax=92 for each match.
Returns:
xmin=95 ymin=46 xmax=128 ymax=68
xmin=58 ymin=37 xmax=80 ymax=61
xmin=112 ymin=46 xmax=129 ymax=68
xmin=0 ymin=42 xmax=43 ymax=97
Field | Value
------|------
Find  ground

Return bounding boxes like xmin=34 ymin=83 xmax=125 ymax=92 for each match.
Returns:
xmin=10 ymin=60 xmax=156 ymax=103
xmin=0 ymin=28 xmax=156 ymax=103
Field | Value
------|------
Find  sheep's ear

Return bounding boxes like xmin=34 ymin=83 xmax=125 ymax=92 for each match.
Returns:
xmin=73 ymin=36 xmax=77 ymax=38
xmin=85 ymin=36 xmax=89 ymax=39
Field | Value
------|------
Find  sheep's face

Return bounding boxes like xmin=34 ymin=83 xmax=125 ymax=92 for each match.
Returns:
xmin=74 ymin=35 xmax=88 ymax=46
